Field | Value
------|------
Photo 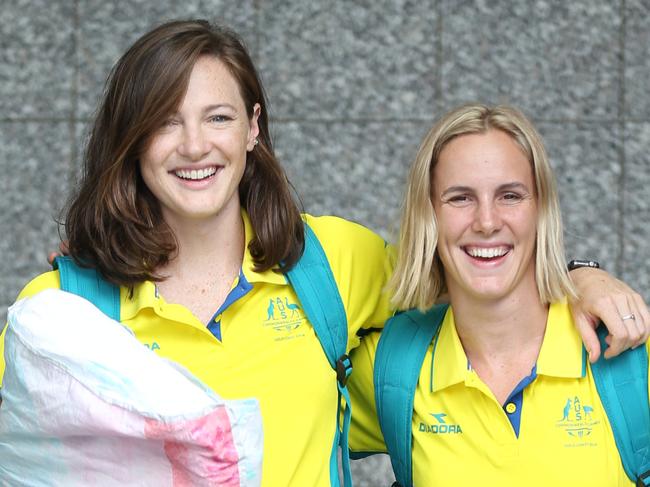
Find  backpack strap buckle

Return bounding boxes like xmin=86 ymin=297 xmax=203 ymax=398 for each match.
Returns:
xmin=336 ymin=354 xmax=352 ymax=386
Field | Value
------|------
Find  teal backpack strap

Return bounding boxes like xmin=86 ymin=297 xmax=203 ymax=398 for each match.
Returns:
xmin=285 ymin=223 xmax=352 ymax=487
xmin=591 ymin=325 xmax=650 ymax=486
xmin=374 ymin=304 xmax=448 ymax=487
xmin=52 ymin=256 xmax=120 ymax=322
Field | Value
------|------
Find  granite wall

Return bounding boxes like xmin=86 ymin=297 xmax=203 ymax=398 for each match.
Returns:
xmin=2 ymin=1 xmax=649 ymax=484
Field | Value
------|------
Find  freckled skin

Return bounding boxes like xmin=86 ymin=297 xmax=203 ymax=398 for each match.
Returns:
xmin=139 ymin=55 xmax=259 ymax=229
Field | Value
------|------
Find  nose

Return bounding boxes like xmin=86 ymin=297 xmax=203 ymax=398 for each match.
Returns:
xmin=471 ymin=198 xmax=503 ymax=235
xmin=177 ymin=123 xmax=211 ymax=161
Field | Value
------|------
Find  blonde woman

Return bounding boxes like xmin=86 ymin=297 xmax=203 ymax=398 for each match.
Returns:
xmin=348 ymin=104 xmax=649 ymax=486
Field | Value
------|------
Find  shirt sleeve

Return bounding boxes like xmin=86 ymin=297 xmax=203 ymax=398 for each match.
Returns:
xmin=348 ymin=329 xmax=388 ymax=455
xmin=302 ymin=214 xmax=396 ymax=353
xmin=0 ymin=271 xmax=61 ymax=388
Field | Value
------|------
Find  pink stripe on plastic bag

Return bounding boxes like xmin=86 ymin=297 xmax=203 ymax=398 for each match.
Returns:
xmin=145 ymin=406 xmax=241 ymax=486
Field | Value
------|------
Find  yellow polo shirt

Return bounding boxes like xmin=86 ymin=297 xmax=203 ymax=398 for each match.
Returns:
xmin=349 ymin=302 xmax=647 ymax=486
xmin=1 ymin=212 xmax=394 ymax=487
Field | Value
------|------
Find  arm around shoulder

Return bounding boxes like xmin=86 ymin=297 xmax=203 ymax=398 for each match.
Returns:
xmin=348 ymin=329 xmax=387 ymax=456
xmin=303 ymin=215 xmax=396 ymax=344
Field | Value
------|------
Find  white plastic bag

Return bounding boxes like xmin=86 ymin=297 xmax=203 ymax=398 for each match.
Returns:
xmin=0 ymin=289 xmax=262 ymax=487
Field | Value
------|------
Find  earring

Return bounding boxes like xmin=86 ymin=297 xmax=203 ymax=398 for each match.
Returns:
xmin=254 ymin=138 xmax=259 ymax=146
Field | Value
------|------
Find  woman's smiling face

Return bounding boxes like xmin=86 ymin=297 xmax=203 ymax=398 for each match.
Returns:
xmin=431 ymin=129 xmax=538 ymax=303
xmin=139 ymin=55 xmax=260 ymax=228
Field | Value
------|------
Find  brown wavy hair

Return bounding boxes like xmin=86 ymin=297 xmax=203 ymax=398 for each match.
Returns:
xmin=65 ymin=19 xmax=304 ymax=287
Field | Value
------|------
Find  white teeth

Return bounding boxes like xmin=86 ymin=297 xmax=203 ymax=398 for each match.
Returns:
xmin=174 ymin=167 xmax=217 ymax=180
xmin=466 ymin=247 xmax=509 ymax=259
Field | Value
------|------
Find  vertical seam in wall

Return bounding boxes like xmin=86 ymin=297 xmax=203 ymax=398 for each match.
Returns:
xmin=252 ymin=0 xmax=267 ymax=121
xmin=253 ymin=0 xmax=261 ymax=63
xmin=69 ymin=0 xmax=80 ymax=211
xmin=616 ymin=0 xmax=627 ymax=275
xmin=435 ymin=2 xmax=444 ymax=115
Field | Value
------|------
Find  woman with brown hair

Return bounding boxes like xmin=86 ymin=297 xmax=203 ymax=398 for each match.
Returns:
xmin=1 ymin=19 xmax=394 ymax=487
xmin=1 ymin=20 xmax=647 ymax=487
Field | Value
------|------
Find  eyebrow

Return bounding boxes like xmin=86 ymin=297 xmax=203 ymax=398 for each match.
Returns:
xmin=439 ymin=182 xmax=531 ymax=198
xmin=168 ymin=103 xmax=237 ymax=118
xmin=203 ymin=103 xmax=237 ymax=113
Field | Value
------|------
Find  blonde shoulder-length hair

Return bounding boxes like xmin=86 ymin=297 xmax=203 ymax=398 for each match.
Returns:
xmin=391 ymin=103 xmax=577 ymax=311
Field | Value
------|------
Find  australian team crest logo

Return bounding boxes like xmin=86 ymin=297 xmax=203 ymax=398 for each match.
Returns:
xmin=556 ymin=396 xmax=600 ymax=441
xmin=263 ymin=296 xmax=306 ymax=341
